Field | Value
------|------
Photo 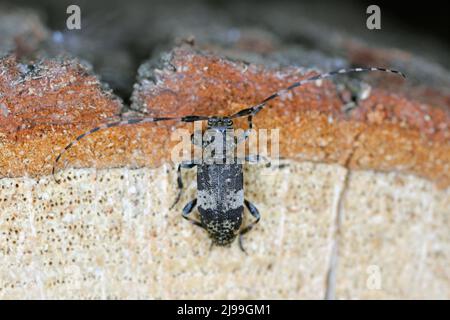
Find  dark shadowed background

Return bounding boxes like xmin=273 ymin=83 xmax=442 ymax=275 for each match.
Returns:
xmin=1 ymin=0 xmax=448 ymax=99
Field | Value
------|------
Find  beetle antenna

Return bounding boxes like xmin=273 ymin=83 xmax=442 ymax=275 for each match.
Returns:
xmin=52 ymin=114 xmax=209 ymax=183
xmin=230 ymin=67 xmax=405 ymax=119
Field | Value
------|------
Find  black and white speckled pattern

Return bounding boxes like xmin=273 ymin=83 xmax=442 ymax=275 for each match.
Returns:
xmin=197 ymin=163 xmax=244 ymax=245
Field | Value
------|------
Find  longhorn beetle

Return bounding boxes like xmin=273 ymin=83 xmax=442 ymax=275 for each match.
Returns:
xmin=53 ymin=67 xmax=405 ymax=252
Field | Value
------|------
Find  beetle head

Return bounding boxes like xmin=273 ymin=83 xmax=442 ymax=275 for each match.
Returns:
xmin=207 ymin=117 xmax=233 ymax=129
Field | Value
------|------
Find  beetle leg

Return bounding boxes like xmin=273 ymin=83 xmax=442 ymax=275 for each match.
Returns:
xmin=238 ymin=199 xmax=261 ymax=253
xmin=170 ymin=162 xmax=196 ymax=209
xmin=245 ymin=154 xmax=271 ymax=167
xmin=244 ymin=154 xmax=290 ymax=169
xmin=237 ymin=154 xmax=271 ymax=167
xmin=244 ymin=115 xmax=254 ymax=141
xmin=235 ymin=116 xmax=254 ymax=145
xmin=181 ymin=198 xmax=204 ymax=229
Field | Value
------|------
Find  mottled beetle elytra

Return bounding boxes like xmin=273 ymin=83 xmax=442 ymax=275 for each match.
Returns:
xmin=52 ymin=67 xmax=405 ymax=252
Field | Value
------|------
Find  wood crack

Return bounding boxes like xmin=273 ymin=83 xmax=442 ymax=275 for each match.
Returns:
xmin=324 ymin=127 xmax=365 ymax=299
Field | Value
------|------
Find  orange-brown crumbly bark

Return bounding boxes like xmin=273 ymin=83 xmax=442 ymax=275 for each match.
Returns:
xmin=0 ymin=47 xmax=449 ymax=187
